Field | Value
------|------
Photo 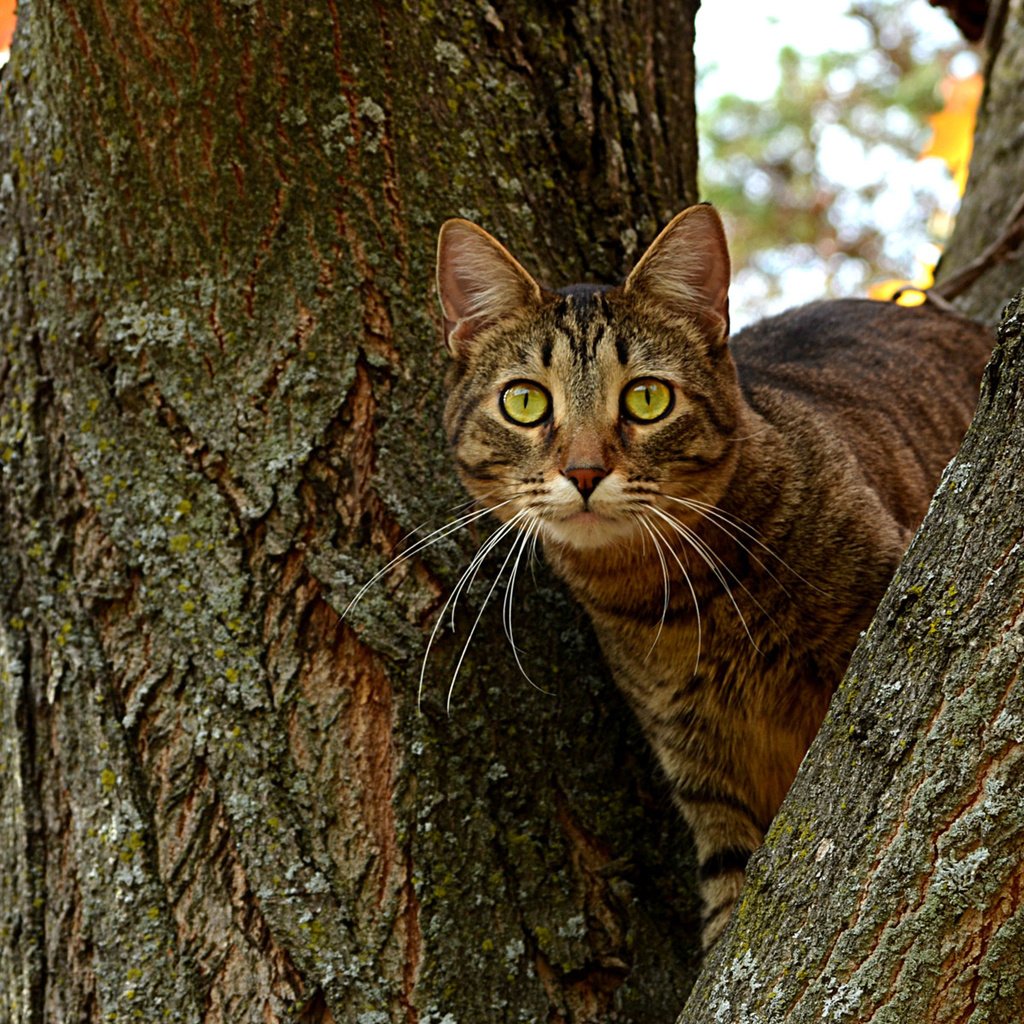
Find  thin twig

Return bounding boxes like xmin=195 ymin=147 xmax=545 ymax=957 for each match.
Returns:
xmin=928 ymin=190 xmax=1024 ymax=303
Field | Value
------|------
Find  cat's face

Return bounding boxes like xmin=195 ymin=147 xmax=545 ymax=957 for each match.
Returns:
xmin=437 ymin=206 xmax=740 ymax=552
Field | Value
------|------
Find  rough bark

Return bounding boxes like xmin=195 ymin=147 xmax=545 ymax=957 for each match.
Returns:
xmin=0 ymin=2 xmax=702 ymax=1022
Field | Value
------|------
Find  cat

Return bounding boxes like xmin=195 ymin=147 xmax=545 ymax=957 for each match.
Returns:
xmin=434 ymin=204 xmax=991 ymax=949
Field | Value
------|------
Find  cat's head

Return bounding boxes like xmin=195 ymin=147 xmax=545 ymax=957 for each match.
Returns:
xmin=436 ymin=205 xmax=741 ymax=552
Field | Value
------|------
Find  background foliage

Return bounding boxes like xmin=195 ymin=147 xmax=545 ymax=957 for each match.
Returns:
xmin=696 ymin=0 xmax=979 ymax=324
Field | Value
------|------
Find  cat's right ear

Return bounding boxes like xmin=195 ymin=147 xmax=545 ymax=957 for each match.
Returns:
xmin=436 ymin=219 xmax=542 ymax=359
xmin=624 ymin=204 xmax=731 ymax=339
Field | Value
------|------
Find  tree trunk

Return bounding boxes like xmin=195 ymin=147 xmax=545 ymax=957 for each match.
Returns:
xmin=934 ymin=0 xmax=1024 ymax=323
xmin=0 ymin=2 xmax=702 ymax=1022
xmin=676 ymin=7 xmax=1024 ymax=1021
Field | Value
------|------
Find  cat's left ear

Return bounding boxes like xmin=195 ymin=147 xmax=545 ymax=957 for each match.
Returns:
xmin=624 ymin=204 xmax=731 ymax=339
xmin=436 ymin=219 xmax=542 ymax=359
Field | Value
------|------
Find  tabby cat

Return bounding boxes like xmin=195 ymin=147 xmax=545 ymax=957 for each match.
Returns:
xmin=434 ymin=204 xmax=990 ymax=948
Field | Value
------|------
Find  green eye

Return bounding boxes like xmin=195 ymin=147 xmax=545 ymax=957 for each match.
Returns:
xmin=622 ymin=378 xmax=673 ymax=423
xmin=500 ymin=381 xmax=551 ymax=426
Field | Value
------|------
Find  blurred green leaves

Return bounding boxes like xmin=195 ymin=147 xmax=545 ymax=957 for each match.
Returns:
xmin=698 ymin=1 xmax=975 ymax=323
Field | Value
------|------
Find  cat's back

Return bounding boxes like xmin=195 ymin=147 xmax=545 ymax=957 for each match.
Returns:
xmin=731 ymin=298 xmax=991 ymax=529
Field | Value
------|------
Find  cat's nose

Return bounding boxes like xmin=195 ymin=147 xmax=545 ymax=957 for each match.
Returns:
xmin=562 ymin=465 xmax=607 ymax=500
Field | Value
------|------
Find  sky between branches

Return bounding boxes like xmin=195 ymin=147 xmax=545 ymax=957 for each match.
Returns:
xmin=695 ymin=0 xmax=980 ymax=326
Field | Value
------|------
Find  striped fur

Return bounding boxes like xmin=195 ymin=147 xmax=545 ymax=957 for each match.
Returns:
xmin=436 ymin=206 xmax=990 ymax=949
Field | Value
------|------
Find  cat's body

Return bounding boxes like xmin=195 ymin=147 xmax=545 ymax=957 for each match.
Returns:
xmin=435 ymin=207 xmax=990 ymax=947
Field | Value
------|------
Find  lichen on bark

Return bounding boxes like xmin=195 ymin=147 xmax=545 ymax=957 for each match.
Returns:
xmin=1 ymin=2 xmax=703 ymax=1021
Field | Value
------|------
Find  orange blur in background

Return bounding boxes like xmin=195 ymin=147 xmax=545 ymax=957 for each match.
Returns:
xmin=0 ymin=2 xmax=15 ymax=51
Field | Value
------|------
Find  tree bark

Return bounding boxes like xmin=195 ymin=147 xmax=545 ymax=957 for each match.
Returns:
xmin=934 ymin=0 xmax=1024 ymax=323
xmin=0 ymin=2 xmax=702 ymax=1022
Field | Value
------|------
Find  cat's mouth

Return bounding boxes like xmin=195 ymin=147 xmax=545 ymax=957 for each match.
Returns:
xmin=541 ymin=507 xmax=638 ymax=549
xmin=563 ymin=509 xmax=604 ymax=524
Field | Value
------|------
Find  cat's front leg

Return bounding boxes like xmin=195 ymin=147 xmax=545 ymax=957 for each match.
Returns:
xmin=670 ymin=783 xmax=767 ymax=948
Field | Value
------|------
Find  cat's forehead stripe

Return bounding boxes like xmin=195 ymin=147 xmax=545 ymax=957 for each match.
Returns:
xmin=551 ymin=289 xmax=615 ymax=368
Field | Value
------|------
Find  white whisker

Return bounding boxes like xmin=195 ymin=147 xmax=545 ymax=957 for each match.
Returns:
xmin=418 ymin=511 xmax=527 ymax=708
xmin=661 ymin=495 xmax=794 ymax=596
xmin=503 ymin=518 xmax=553 ymax=695
xmin=643 ymin=502 xmax=763 ymax=654
xmin=633 ymin=514 xmax=671 ymax=661
xmin=342 ymin=498 xmax=516 ymax=618
xmin=450 ymin=507 xmax=525 ymax=628
xmin=662 ymin=493 xmax=825 ymax=595
xmin=529 ymin=527 xmax=542 ymax=565
xmin=642 ymin=512 xmax=702 ymax=678
xmin=444 ymin=511 xmax=535 ymax=713
xmin=527 ymin=522 xmax=544 ymax=583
